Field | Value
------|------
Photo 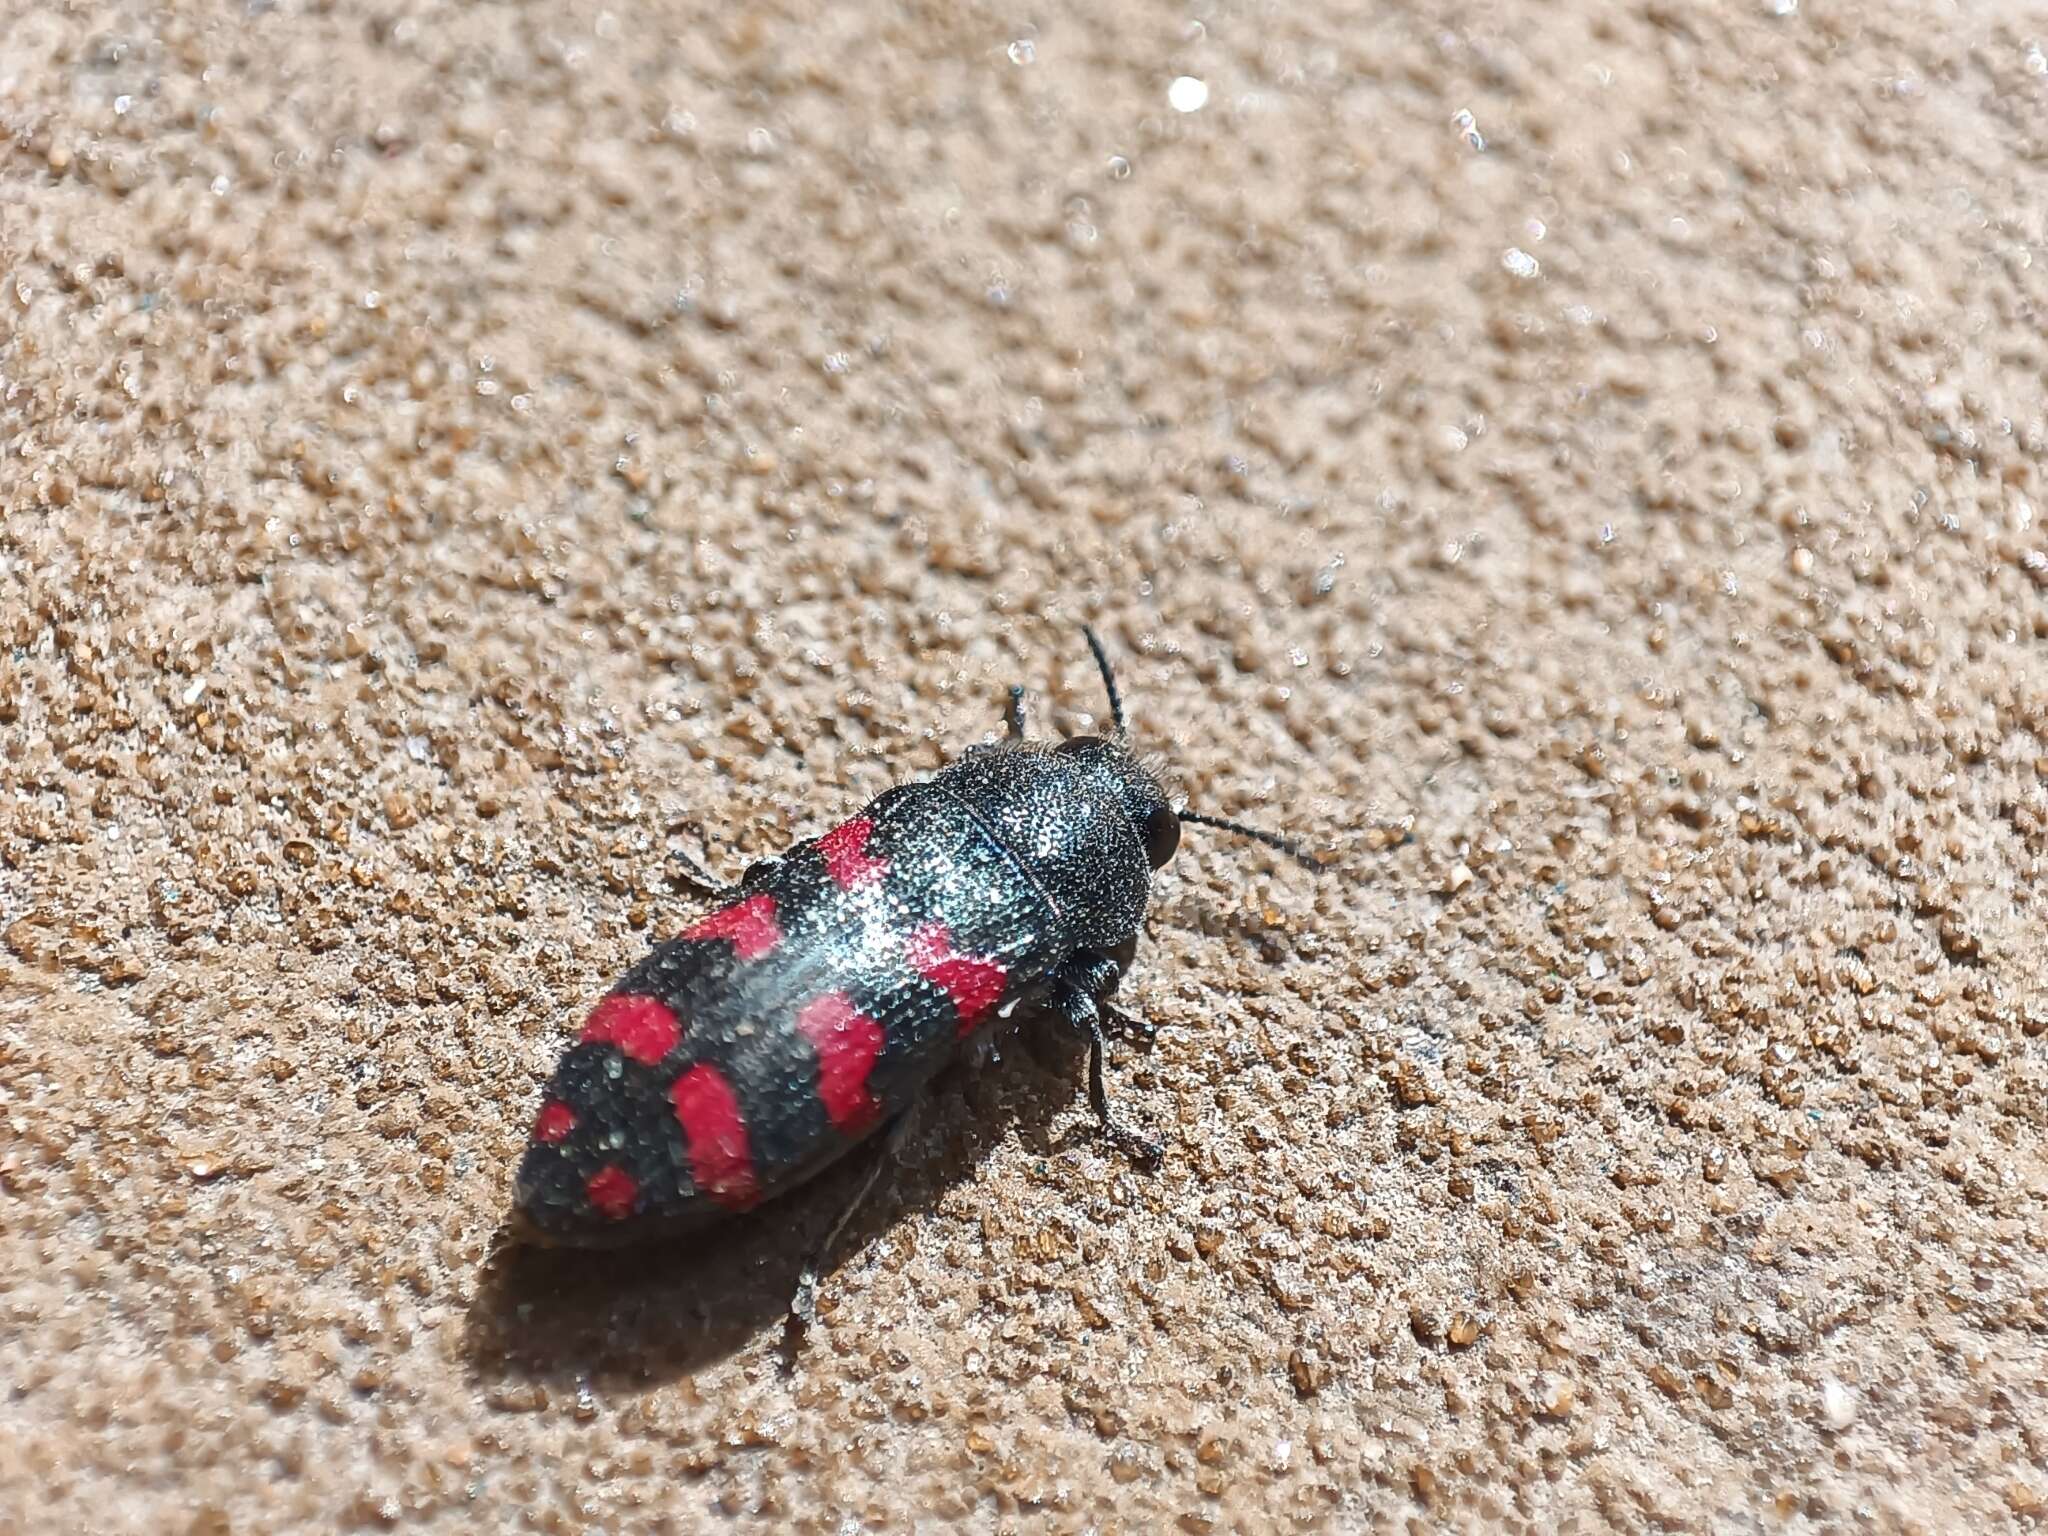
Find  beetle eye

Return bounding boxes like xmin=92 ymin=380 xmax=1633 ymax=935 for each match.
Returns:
xmin=1140 ymin=802 xmax=1181 ymax=868
xmin=1055 ymin=736 xmax=1105 ymax=757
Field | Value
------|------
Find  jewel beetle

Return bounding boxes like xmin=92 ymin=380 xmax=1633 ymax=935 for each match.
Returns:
xmin=511 ymin=627 xmax=1318 ymax=1249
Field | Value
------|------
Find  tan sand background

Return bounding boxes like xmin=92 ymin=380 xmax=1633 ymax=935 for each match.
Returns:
xmin=5 ymin=0 xmax=2048 ymax=1529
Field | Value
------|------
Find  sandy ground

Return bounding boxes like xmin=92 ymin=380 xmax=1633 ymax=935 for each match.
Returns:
xmin=5 ymin=0 xmax=2048 ymax=1529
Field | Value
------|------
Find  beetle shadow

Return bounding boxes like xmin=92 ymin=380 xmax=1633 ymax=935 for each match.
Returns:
xmin=461 ymin=1032 xmax=1107 ymax=1392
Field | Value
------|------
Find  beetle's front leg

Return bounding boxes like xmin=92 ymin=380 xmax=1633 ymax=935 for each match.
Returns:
xmin=1044 ymin=953 xmax=1162 ymax=1169
xmin=1049 ymin=944 xmax=1155 ymax=1044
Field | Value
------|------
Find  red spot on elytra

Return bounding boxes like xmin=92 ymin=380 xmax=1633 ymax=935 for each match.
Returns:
xmin=817 ymin=817 xmax=887 ymax=891
xmin=797 ymin=992 xmax=884 ymax=1134
xmin=585 ymin=1164 xmax=638 ymax=1220
xmin=533 ymin=1101 xmax=577 ymax=1144
xmin=670 ymin=1063 xmax=760 ymax=1209
xmin=683 ymin=893 xmax=783 ymax=961
xmin=579 ymin=993 xmax=682 ymax=1065
xmin=907 ymin=921 xmax=1008 ymax=1035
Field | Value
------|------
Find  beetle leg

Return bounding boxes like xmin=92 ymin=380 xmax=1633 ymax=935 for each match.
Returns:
xmin=1005 ymin=684 xmax=1029 ymax=742
xmin=670 ymin=844 xmax=788 ymax=899
xmin=1063 ymin=948 xmax=1122 ymax=999
xmin=666 ymin=846 xmax=739 ymax=899
xmin=1050 ymin=949 xmax=1155 ymax=1045
xmin=788 ymin=1104 xmax=921 ymax=1333
xmin=1045 ymin=976 xmax=1163 ymax=1169
xmin=1099 ymin=999 xmax=1158 ymax=1045
xmin=1082 ymin=1004 xmax=1164 ymax=1169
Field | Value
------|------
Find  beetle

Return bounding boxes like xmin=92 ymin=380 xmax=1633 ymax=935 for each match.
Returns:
xmin=510 ymin=627 xmax=1318 ymax=1253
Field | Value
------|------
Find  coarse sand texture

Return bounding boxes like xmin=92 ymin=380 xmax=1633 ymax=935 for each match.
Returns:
xmin=4 ymin=0 xmax=2047 ymax=1530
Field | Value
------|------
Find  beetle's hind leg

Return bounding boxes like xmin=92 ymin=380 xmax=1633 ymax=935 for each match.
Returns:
xmin=787 ymin=1105 xmax=921 ymax=1337
xmin=666 ymin=846 xmax=740 ymax=900
xmin=668 ymin=839 xmax=784 ymax=901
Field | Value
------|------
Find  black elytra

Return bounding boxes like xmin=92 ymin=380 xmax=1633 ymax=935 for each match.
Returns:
xmin=510 ymin=626 xmax=1321 ymax=1250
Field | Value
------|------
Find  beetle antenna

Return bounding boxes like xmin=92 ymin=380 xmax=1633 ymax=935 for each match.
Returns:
xmin=1079 ymin=625 xmax=1321 ymax=868
xmin=1179 ymin=810 xmax=1328 ymax=871
xmin=1081 ymin=624 xmax=1127 ymax=738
